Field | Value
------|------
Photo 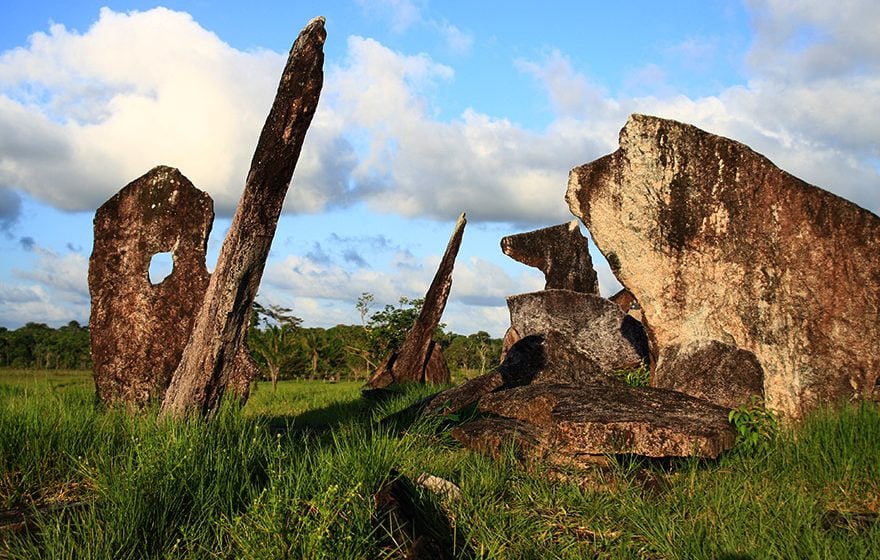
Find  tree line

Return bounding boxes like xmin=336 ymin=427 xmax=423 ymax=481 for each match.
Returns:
xmin=0 ymin=294 xmax=503 ymax=383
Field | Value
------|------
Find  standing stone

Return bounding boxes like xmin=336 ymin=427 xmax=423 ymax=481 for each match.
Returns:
xmin=500 ymin=220 xmax=598 ymax=293
xmin=160 ymin=17 xmax=326 ymax=418
xmin=567 ymin=114 xmax=880 ymax=419
xmin=89 ymin=166 xmax=213 ymax=407
xmin=365 ymin=214 xmax=466 ymax=388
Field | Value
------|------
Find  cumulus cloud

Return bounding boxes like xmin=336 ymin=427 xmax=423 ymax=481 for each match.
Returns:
xmin=1 ymin=245 xmax=90 ymax=327
xmin=258 ymin=250 xmax=540 ymax=336
xmin=355 ymin=0 xmax=423 ymax=33
xmin=0 ymin=7 xmax=353 ymax=216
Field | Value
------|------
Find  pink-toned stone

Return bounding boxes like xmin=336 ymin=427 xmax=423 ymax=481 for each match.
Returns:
xmin=567 ymin=114 xmax=880 ymax=419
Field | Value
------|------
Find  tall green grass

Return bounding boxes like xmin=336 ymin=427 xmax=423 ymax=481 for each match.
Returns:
xmin=1 ymin=373 xmax=878 ymax=559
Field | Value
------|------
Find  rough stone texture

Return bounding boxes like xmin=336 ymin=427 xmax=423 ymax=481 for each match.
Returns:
xmin=451 ymin=417 xmax=611 ymax=469
xmin=478 ymin=383 xmax=736 ymax=458
xmin=421 ymin=333 xmax=622 ymax=420
xmin=424 ymin=370 xmax=503 ymax=416
xmin=609 ymin=288 xmax=635 ymax=313
xmin=451 ymin=417 xmax=545 ymax=460
xmin=508 ymin=290 xmax=649 ymax=372
xmin=655 ymin=339 xmax=764 ymax=409
xmin=89 ymin=166 xmax=213 ymax=406
xmin=567 ymin=114 xmax=880 ymax=419
xmin=501 ymin=220 xmax=598 ymax=293
xmin=365 ymin=214 xmax=466 ymax=388
xmin=499 ymin=326 xmax=520 ymax=362
xmin=161 ymin=17 xmax=326 ymax=418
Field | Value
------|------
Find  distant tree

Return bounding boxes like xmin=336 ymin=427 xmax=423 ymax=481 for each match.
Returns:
xmin=250 ymin=324 xmax=298 ymax=390
xmin=248 ymin=300 xmax=304 ymax=389
xmin=356 ymin=292 xmax=374 ymax=326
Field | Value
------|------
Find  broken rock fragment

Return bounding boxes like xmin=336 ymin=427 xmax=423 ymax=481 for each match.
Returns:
xmin=500 ymin=220 xmax=598 ymax=293
xmin=160 ymin=16 xmax=327 ymax=418
xmin=507 ymin=289 xmax=649 ymax=373
xmin=567 ymin=114 xmax=880 ymax=419
xmin=89 ymin=166 xmax=213 ymax=407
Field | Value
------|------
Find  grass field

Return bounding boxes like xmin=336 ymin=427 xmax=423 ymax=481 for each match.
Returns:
xmin=0 ymin=369 xmax=878 ymax=559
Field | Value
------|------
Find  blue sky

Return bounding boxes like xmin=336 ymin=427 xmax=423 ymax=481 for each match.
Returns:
xmin=1 ymin=1 xmax=878 ymax=337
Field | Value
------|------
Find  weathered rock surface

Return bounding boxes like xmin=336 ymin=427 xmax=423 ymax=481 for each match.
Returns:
xmin=508 ymin=290 xmax=649 ymax=372
xmin=160 ymin=17 xmax=326 ymax=418
xmin=477 ymin=383 xmax=736 ymax=459
xmin=422 ymin=333 xmax=624 ymax=418
xmin=501 ymin=220 xmax=598 ymax=293
xmin=654 ymin=339 xmax=764 ymax=409
xmin=89 ymin=166 xmax=213 ymax=406
xmin=567 ymin=114 xmax=880 ymax=419
xmin=365 ymin=214 xmax=466 ymax=388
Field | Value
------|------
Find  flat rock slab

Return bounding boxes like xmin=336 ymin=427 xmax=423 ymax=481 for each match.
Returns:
xmin=567 ymin=113 xmax=880 ymax=419
xmin=478 ymin=383 xmax=736 ymax=459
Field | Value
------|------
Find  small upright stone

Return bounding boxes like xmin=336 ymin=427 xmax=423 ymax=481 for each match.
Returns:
xmin=365 ymin=214 xmax=466 ymax=388
xmin=501 ymin=220 xmax=598 ymax=293
xmin=89 ymin=166 xmax=213 ymax=406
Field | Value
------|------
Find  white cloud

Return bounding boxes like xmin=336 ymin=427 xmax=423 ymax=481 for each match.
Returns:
xmin=1 ymin=246 xmax=90 ymax=327
xmin=355 ymin=0 xmax=422 ymax=33
xmin=0 ymin=7 xmax=353 ymax=216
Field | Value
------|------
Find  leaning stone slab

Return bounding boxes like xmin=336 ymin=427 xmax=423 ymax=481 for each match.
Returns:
xmin=508 ymin=289 xmax=649 ymax=373
xmin=161 ymin=17 xmax=326 ymax=418
xmin=654 ymin=339 xmax=764 ymax=409
xmin=479 ymin=383 xmax=736 ymax=459
xmin=365 ymin=213 xmax=466 ymax=388
xmin=89 ymin=166 xmax=213 ymax=406
xmin=501 ymin=220 xmax=598 ymax=293
xmin=566 ymin=114 xmax=880 ymax=419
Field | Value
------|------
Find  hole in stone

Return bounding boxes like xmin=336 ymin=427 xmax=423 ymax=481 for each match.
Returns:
xmin=148 ymin=252 xmax=174 ymax=285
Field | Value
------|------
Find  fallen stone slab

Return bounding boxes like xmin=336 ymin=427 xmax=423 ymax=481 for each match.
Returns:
xmin=654 ymin=339 xmax=764 ymax=409
xmin=567 ymin=113 xmax=880 ymax=419
xmin=421 ymin=333 xmax=622 ymax=418
xmin=478 ymin=383 xmax=736 ymax=459
xmin=501 ymin=220 xmax=598 ymax=293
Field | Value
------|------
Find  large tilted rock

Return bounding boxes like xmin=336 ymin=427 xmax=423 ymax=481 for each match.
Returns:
xmin=500 ymin=220 xmax=598 ymax=293
xmin=567 ymin=114 xmax=880 ymax=419
xmin=508 ymin=289 xmax=649 ymax=373
xmin=89 ymin=166 xmax=213 ymax=406
xmin=365 ymin=214 xmax=466 ymax=388
xmin=454 ymin=383 xmax=735 ymax=459
xmin=160 ymin=17 xmax=326 ymax=418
